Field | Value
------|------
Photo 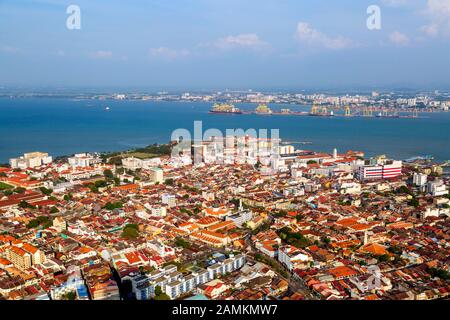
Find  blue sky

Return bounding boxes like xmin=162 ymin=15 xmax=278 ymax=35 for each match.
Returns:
xmin=1 ymin=0 xmax=450 ymax=89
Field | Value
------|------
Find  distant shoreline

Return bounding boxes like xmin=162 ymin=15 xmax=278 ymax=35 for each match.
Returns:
xmin=0 ymin=98 xmax=449 ymax=163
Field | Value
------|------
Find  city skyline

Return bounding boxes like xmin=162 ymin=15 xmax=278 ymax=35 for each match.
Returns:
xmin=1 ymin=0 xmax=450 ymax=89
xmin=0 ymin=1 xmax=449 ymax=305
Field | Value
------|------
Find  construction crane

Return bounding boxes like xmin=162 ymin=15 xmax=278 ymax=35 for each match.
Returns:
xmin=344 ymin=106 xmax=351 ymax=117
xmin=310 ymin=105 xmax=319 ymax=115
xmin=363 ymin=107 xmax=373 ymax=117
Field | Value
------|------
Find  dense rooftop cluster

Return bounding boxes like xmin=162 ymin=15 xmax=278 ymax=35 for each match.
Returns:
xmin=0 ymin=142 xmax=448 ymax=300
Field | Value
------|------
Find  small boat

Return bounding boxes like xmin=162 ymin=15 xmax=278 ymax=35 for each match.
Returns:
xmin=105 ymin=106 xmax=110 ymax=111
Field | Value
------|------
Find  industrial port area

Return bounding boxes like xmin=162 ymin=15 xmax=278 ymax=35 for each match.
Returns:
xmin=209 ymin=103 xmax=423 ymax=119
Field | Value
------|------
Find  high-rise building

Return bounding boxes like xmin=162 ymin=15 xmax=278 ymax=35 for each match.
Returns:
xmin=427 ymin=180 xmax=448 ymax=197
xmin=413 ymin=173 xmax=428 ymax=186
xmin=149 ymin=167 xmax=164 ymax=183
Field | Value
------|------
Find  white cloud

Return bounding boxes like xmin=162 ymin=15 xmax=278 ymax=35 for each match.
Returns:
xmin=388 ymin=31 xmax=410 ymax=46
xmin=295 ymin=22 xmax=354 ymax=50
xmin=421 ymin=0 xmax=450 ymax=37
xmin=427 ymin=0 xmax=450 ymax=16
xmin=1 ymin=45 xmax=20 ymax=54
xmin=149 ymin=47 xmax=190 ymax=59
xmin=381 ymin=0 xmax=408 ymax=7
xmin=210 ymin=33 xmax=270 ymax=50
xmin=420 ymin=23 xmax=439 ymax=36
xmin=92 ymin=50 xmax=113 ymax=58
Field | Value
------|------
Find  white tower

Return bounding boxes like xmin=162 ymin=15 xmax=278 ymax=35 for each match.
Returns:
xmin=363 ymin=231 xmax=368 ymax=245
xmin=333 ymin=148 xmax=338 ymax=159
xmin=239 ymin=199 xmax=244 ymax=212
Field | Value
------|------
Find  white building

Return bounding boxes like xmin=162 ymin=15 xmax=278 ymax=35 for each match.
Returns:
xmin=427 ymin=180 xmax=448 ymax=197
xmin=413 ymin=173 xmax=428 ymax=187
xmin=122 ymin=157 xmax=143 ymax=170
xmin=68 ymin=153 xmax=100 ymax=167
xmin=278 ymin=145 xmax=295 ymax=155
xmin=130 ymin=254 xmax=246 ymax=300
xmin=149 ymin=167 xmax=164 ymax=183
xmin=225 ymin=210 xmax=253 ymax=228
xmin=150 ymin=206 xmax=167 ymax=217
xmin=278 ymin=245 xmax=311 ymax=271
xmin=356 ymin=160 xmax=402 ymax=181
xmin=162 ymin=194 xmax=177 ymax=208
xmin=339 ymin=182 xmax=361 ymax=195
xmin=10 ymin=152 xmax=52 ymax=169
xmin=291 ymin=167 xmax=303 ymax=179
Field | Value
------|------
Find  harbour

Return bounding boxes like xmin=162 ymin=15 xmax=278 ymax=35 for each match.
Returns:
xmin=0 ymin=98 xmax=449 ymax=163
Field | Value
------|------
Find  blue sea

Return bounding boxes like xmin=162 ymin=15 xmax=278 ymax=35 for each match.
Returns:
xmin=0 ymin=97 xmax=449 ymax=163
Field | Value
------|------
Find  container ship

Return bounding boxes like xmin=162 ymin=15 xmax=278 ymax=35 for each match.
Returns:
xmin=209 ymin=103 xmax=243 ymax=114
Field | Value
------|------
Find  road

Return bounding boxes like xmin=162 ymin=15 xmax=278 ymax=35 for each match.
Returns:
xmin=244 ymin=232 xmax=318 ymax=300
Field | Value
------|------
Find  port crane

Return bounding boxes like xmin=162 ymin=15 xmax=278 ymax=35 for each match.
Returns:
xmin=344 ymin=106 xmax=351 ymax=117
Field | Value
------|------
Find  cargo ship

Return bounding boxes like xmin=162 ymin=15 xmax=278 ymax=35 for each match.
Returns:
xmin=209 ymin=103 xmax=243 ymax=114
xmin=255 ymin=104 xmax=272 ymax=115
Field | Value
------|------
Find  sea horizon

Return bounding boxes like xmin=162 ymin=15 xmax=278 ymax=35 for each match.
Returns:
xmin=1 ymin=97 xmax=449 ymax=164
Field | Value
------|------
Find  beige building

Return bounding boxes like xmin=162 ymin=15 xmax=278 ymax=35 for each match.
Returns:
xmin=6 ymin=246 xmax=32 ymax=270
xmin=10 ymin=152 xmax=52 ymax=169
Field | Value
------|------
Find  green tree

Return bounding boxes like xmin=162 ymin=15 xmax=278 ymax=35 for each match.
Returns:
xmin=27 ymin=219 xmax=40 ymax=229
xmin=94 ymin=180 xmax=108 ymax=188
xmin=2 ymin=189 xmax=13 ymax=196
xmin=388 ymin=245 xmax=402 ymax=255
xmin=164 ymin=178 xmax=174 ymax=186
xmin=396 ymin=186 xmax=413 ymax=195
xmin=428 ymin=268 xmax=450 ymax=280
xmin=154 ymin=285 xmax=170 ymax=300
xmin=63 ymin=193 xmax=73 ymax=201
xmin=0 ymin=182 xmax=13 ymax=190
xmin=103 ymin=169 xmax=114 ymax=180
xmin=104 ymin=202 xmax=123 ymax=211
xmin=50 ymin=206 xmax=59 ymax=214
xmin=408 ymin=198 xmax=419 ymax=208
xmin=19 ymin=200 xmax=31 ymax=209
xmin=122 ymin=224 xmax=139 ymax=239
xmin=175 ymin=238 xmax=191 ymax=249
xmin=14 ymin=187 xmax=26 ymax=194
xmin=39 ymin=187 xmax=53 ymax=196
xmin=65 ymin=291 xmax=77 ymax=300
xmin=377 ymin=254 xmax=390 ymax=262
xmin=108 ymin=156 xmax=123 ymax=166
xmin=154 ymin=285 xmax=163 ymax=296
